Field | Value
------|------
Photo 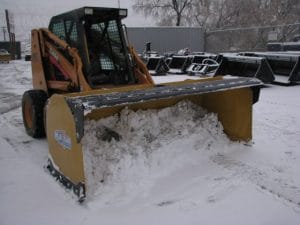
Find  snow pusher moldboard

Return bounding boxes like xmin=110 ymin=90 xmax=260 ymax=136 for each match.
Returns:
xmin=46 ymin=76 xmax=261 ymax=201
xmin=214 ymin=55 xmax=275 ymax=83
xmin=21 ymin=7 xmax=262 ymax=202
xmin=239 ymin=52 xmax=300 ymax=85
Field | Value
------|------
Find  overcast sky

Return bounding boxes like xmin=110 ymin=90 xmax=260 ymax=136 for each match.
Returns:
xmin=0 ymin=0 xmax=154 ymax=41
xmin=0 ymin=0 xmax=154 ymax=27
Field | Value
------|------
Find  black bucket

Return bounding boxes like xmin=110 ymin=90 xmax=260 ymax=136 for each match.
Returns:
xmin=167 ymin=56 xmax=192 ymax=74
xmin=146 ymin=56 xmax=169 ymax=76
xmin=214 ymin=55 xmax=275 ymax=83
xmin=240 ymin=52 xmax=300 ymax=84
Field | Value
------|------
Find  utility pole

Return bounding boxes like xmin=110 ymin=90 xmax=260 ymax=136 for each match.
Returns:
xmin=118 ymin=0 xmax=120 ymax=8
xmin=2 ymin=27 xmax=6 ymax=41
xmin=5 ymin=9 xmax=16 ymax=59
xmin=5 ymin=10 xmax=11 ymax=43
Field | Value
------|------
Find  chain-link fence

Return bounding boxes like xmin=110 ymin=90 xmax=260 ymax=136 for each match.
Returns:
xmin=205 ymin=23 xmax=300 ymax=53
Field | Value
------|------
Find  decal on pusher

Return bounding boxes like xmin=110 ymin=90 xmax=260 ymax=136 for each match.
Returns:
xmin=54 ymin=130 xmax=71 ymax=150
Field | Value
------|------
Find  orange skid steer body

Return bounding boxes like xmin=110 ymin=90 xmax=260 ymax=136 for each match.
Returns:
xmin=21 ymin=7 xmax=262 ymax=202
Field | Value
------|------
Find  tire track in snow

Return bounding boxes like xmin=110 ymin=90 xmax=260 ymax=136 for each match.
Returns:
xmin=260 ymin=99 xmax=300 ymax=108
xmin=0 ymin=107 xmax=33 ymax=147
xmin=211 ymin=154 xmax=300 ymax=210
xmin=255 ymin=119 xmax=300 ymax=149
xmin=0 ymin=93 xmax=21 ymax=115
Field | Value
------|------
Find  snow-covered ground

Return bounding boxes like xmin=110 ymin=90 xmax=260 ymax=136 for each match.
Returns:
xmin=0 ymin=60 xmax=300 ymax=225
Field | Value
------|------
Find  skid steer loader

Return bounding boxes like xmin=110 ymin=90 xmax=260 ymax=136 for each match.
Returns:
xmin=22 ymin=7 xmax=262 ymax=202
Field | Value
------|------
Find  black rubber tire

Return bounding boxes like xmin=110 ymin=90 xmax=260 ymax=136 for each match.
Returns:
xmin=24 ymin=55 xmax=31 ymax=61
xmin=22 ymin=90 xmax=48 ymax=138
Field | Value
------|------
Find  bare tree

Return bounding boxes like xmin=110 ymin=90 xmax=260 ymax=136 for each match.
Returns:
xmin=133 ymin=0 xmax=193 ymax=26
xmin=203 ymin=0 xmax=300 ymax=52
xmin=184 ymin=0 xmax=212 ymax=27
xmin=198 ymin=0 xmax=299 ymax=29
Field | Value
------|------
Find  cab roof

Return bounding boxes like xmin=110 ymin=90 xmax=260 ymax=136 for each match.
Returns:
xmin=49 ymin=6 xmax=128 ymax=23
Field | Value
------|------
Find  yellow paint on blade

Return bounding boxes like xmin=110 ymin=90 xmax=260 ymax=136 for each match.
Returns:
xmin=46 ymin=94 xmax=85 ymax=184
xmin=45 ymin=78 xmax=253 ymax=192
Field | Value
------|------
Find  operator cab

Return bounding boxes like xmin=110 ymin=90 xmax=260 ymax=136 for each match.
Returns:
xmin=49 ymin=7 xmax=135 ymax=88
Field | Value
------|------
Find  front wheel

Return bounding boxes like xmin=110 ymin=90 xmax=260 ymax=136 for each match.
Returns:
xmin=22 ymin=90 xmax=48 ymax=138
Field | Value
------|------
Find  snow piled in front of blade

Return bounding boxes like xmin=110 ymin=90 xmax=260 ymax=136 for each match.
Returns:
xmin=82 ymin=100 xmax=231 ymax=201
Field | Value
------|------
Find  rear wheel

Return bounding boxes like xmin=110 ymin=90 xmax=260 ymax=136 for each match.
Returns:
xmin=22 ymin=90 xmax=48 ymax=138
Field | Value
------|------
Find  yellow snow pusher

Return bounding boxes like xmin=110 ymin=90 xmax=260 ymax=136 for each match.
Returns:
xmin=21 ymin=7 xmax=262 ymax=202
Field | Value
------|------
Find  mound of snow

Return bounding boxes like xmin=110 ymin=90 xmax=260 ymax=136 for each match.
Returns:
xmin=82 ymin=100 xmax=231 ymax=201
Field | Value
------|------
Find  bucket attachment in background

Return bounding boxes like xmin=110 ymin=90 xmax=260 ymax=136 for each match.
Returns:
xmin=0 ymin=49 xmax=11 ymax=63
xmin=214 ymin=55 xmax=275 ymax=83
xmin=240 ymin=52 xmax=300 ymax=85
xmin=140 ymin=42 xmax=169 ymax=76
xmin=187 ymin=58 xmax=219 ymax=76
xmin=267 ymin=41 xmax=300 ymax=51
xmin=146 ymin=56 xmax=169 ymax=75
xmin=167 ymin=55 xmax=192 ymax=74
xmin=190 ymin=53 xmax=218 ymax=64
xmin=45 ymin=76 xmax=261 ymax=201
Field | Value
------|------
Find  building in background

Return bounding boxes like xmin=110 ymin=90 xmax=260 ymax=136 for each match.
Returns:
xmin=127 ymin=27 xmax=204 ymax=54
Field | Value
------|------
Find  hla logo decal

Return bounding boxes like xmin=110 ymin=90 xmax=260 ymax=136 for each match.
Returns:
xmin=54 ymin=130 xmax=72 ymax=150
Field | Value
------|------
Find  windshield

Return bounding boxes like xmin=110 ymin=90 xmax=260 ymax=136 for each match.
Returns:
xmin=84 ymin=19 xmax=129 ymax=85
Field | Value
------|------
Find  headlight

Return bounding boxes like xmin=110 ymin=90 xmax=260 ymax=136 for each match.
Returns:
xmin=85 ymin=8 xmax=93 ymax=15
xmin=119 ymin=9 xmax=127 ymax=17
